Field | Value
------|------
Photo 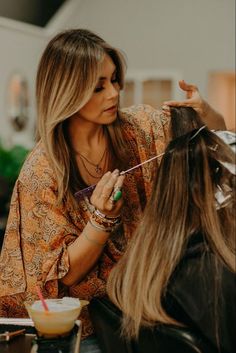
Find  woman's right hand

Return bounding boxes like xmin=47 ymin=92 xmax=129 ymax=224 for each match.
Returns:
xmin=90 ymin=169 xmax=125 ymax=217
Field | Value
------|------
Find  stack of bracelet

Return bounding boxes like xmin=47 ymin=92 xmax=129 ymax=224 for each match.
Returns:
xmin=90 ymin=209 xmax=122 ymax=233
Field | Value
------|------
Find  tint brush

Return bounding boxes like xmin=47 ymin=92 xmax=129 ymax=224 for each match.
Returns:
xmin=75 ymin=152 xmax=164 ymax=201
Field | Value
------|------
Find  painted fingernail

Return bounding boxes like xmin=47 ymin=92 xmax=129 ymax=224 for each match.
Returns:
xmin=113 ymin=169 xmax=119 ymax=175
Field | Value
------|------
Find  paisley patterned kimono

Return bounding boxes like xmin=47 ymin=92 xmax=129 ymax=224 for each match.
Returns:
xmin=0 ymin=105 xmax=170 ymax=337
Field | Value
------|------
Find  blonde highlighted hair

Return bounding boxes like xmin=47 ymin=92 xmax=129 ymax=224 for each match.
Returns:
xmin=36 ymin=29 xmax=127 ymax=205
xmin=107 ymin=107 xmax=236 ymax=339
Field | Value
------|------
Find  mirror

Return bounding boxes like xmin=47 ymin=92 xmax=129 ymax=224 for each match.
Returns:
xmin=8 ymin=73 xmax=29 ymax=131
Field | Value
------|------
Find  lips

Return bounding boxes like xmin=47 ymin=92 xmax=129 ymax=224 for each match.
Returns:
xmin=104 ymin=104 xmax=117 ymax=112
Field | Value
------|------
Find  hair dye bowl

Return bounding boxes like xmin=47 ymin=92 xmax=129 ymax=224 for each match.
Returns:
xmin=26 ymin=297 xmax=86 ymax=337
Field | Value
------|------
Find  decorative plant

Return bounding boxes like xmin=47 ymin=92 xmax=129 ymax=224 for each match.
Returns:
xmin=0 ymin=141 xmax=29 ymax=223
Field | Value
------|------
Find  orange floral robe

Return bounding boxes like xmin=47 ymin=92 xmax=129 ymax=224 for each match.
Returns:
xmin=0 ymin=105 xmax=170 ymax=337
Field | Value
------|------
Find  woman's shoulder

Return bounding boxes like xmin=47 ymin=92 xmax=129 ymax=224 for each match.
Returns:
xmin=120 ymin=104 xmax=168 ymax=125
xmin=119 ymin=104 xmax=171 ymax=145
xmin=18 ymin=141 xmax=56 ymax=191
xmin=167 ymin=236 xmax=236 ymax=352
xmin=170 ymin=235 xmax=235 ymax=296
xmin=119 ymin=104 xmax=170 ymax=139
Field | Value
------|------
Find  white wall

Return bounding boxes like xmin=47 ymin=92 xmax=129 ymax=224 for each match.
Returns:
xmin=0 ymin=23 xmax=47 ymax=147
xmin=70 ymin=0 xmax=235 ymax=93
xmin=0 ymin=0 xmax=235 ymax=147
xmin=0 ymin=0 xmax=80 ymax=147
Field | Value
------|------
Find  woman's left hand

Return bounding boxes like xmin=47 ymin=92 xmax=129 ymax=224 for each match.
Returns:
xmin=161 ymin=80 xmax=207 ymax=117
xmin=162 ymin=80 xmax=226 ymax=130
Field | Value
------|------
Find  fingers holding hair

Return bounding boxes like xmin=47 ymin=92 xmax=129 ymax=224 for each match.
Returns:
xmin=162 ymin=80 xmax=203 ymax=114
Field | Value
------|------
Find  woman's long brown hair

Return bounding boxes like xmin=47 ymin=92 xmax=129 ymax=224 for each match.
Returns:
xmin=107 ymin=107 xmax=236 ymax=339
xmin=36 ymin=29 xmax=128 ymax=206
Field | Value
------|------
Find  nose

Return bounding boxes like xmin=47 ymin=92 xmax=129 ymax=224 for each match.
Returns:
xmin=107 ymin=82 xmax=119 ymax=100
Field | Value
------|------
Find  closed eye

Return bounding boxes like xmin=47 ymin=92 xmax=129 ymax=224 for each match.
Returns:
xmin=94 ymin=77 xmax=118 ymax=93
xmin=94 ymin=86 xmax=104 ymax=93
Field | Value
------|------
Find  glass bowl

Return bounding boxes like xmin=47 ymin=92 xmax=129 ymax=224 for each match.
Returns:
xmin=26 ymin=297 xmax=88 ymax=337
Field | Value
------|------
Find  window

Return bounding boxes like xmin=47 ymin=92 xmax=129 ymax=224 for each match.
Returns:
xmin=208 ymin=71 xmax=235 ymax=131
xmin=120 ymin=70 xmax=182 ymax=110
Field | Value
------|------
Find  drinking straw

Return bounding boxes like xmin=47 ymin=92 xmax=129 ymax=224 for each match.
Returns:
xmin=35 ymin=286 xmax=49 ymax=312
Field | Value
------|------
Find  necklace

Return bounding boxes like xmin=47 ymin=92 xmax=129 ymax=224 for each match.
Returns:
xmin=76 ymin=147 xmax=108 ymax=178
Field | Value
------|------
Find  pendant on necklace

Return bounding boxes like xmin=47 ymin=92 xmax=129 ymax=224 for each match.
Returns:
xmin=95 ymin=165 xmax=103 ymax=174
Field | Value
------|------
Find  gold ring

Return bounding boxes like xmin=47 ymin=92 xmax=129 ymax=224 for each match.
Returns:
xmin=112 ymin=187 xmax=122 ymax=201
xmin=109 ymin=196 xmax=115 ymax=204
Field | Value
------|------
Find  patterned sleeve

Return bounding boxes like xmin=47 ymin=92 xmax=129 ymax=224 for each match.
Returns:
xmin=0 ymin=150 xmax=82 ymax=314
xmin=120 ymin=104 xmax=171 ymax=196
xmin=121 ymin=104 xmax=171 ymax=157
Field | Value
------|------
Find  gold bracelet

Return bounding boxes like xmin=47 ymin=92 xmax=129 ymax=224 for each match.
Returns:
xmin=89 ymin=219 xmax=112 ymax=233
xmin=91 ymin=212 xmax=121 ymax=228
xmin=83 ymin=230 xmax=106 ymax=247
xmin=94 ymin=209 xmax=121 ymax=220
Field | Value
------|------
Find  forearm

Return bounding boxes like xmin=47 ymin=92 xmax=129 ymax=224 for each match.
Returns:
xmin=60 ymin=170 xmax=124 ymax=287
xmin=200 ymin=100 xmax=226 ymax=130
xmin=61 ymin=222 xmax=110 ymax=286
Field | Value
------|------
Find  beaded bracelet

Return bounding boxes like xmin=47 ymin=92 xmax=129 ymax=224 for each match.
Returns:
xmin=92 ymin=209 xmax=121 ymax=228
xmin=89 ymin=219 xmax=113 ymax=233
xmin=94 ymin=209 xmax=121 ymax=220
xmin=91 ymin=214 xmax=121 ymax=229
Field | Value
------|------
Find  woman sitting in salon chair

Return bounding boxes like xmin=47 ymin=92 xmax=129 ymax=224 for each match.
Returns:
xmin=89 ymin=107 xmax=236 ymax=353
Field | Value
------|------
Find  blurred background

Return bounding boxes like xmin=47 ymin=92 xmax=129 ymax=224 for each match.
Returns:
xmin=0 ymin=0 xmax=235 ymax=236
xmin=0 ymin=0 xmax=235 ymax=148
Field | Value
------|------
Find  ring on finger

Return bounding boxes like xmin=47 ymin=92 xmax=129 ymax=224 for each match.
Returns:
xmin=109 ymin=196 xmax=115 ymax=205
xmin=112 ymin=186 xmax=122 ymax=202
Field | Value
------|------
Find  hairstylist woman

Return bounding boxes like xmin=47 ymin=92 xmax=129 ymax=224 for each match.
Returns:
xmin=0 ymin=29 xmax=226 ymax=351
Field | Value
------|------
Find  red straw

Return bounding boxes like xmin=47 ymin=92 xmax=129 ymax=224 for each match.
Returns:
xmin=35 ymin=286 xmax=49 ymax=312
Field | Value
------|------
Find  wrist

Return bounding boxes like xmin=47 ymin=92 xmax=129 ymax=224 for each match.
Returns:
xmin=82 ymin=221 xmax=111 ymax=247
xmin=83 ymin=229 xmax=107 ymax=247
xmin=199 ymin=99 xmax=210 ymax=119
xmin=89 ymin=218 xmax=113 ymax=233
xmin=91 ymin=209 xmax=122 ymax=229
xmin=198 ymin=100 xmax=226 ymax=130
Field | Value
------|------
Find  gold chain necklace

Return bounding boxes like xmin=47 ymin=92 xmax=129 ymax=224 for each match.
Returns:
xmin=76 ymin=148 xmax=108 ymax=178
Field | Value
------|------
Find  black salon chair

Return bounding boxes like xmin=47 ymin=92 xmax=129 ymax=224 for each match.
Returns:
xmin=89 ymin=297 xmax=217 ymax=353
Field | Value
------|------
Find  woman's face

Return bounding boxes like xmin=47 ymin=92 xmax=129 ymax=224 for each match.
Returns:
xmin=78 ymin=54 xmax=120 ymax=125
